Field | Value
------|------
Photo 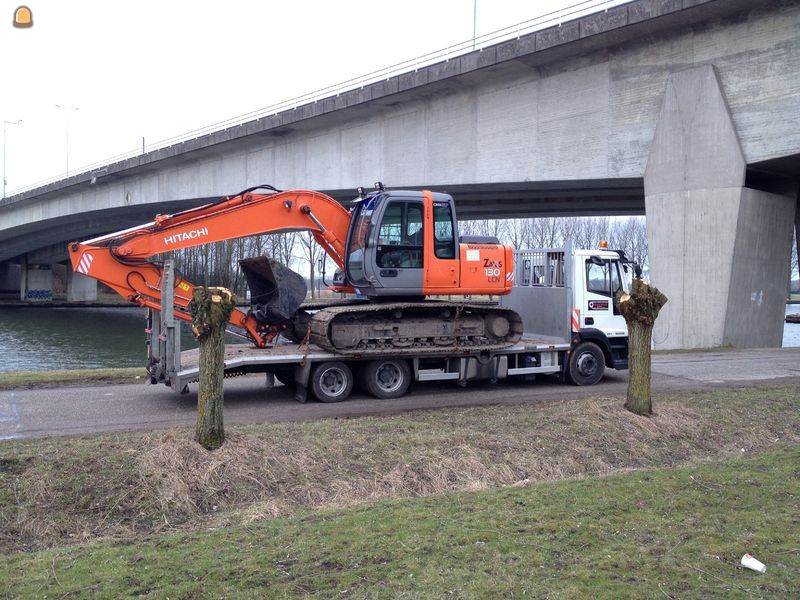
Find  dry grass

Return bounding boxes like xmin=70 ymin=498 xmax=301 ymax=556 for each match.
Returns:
xmin=1 ymin=386 xmax=798 ymax=552
xmin=0 ymin=367 xmax=145 ymax=389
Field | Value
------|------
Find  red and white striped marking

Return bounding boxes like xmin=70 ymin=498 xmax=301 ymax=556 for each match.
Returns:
xmin=506 ymin=271 xmax=514 ymax=282
xmin=571 ymin=308 xmax=581 ymax=332
xmin=77 ymin=252 xmax=93 ymax=275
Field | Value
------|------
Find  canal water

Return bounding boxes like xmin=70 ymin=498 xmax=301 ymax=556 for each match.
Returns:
xmin=0 ymin=305 xmax=798 ymax=372
xmin=0 ymin=307 xmax=199 ymax=372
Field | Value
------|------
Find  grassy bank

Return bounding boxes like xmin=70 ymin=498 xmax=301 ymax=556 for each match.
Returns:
xmin=1 ymin=386 xmax=797 ymax=556
xmin=2 ymin=447 xmax=798 ymax=598
xmin=0 ymin=367 xmax=145 ymax=390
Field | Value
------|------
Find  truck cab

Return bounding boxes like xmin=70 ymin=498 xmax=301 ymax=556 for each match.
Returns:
xmin=501 ymin=244 xmax=634 ymax=385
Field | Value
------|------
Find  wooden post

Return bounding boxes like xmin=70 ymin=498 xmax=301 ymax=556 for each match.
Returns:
xmin=618 ymin=278 xmax=668 ymax=416
xmin=188 ymin=286 xmax=236 ymax=450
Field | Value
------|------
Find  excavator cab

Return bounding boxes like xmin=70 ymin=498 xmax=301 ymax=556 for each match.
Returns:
xmin=344 ymin=190 xmax=460 ymax=298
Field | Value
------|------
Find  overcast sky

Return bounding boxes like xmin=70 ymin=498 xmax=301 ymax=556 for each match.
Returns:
xmin=1 ymin=0 xmax=624 ymax=195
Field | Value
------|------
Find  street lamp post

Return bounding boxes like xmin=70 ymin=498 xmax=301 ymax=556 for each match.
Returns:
xmin=55 ymin=104 xmax=79 ymax=176
xmin=3 ymin=119 xmax=23 ymax=199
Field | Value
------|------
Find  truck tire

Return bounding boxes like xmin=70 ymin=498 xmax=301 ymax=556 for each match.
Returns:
xmin=310 ymin=361 xmax=353 ymax=402
xmin=360 ymin=359 xmax=411 ymax=399
xmin=566 ymin=341 xmax=606 ymax=386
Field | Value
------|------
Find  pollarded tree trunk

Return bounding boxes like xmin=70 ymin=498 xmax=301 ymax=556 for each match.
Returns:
xmin=618 ymin=278 xmax=668 ymax=416
xmin=188 ymin=287 xmax=236 ymax=450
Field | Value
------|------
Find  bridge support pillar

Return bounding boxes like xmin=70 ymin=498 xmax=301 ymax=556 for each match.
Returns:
xmin=66 ymin=270 xmax=97 ymax=302
xmin=645 ymin=65 xmax=796 ymax=350
xmin=0 ymin=262 xmax=20 ymax=293
xmin=20 ymin=257 xmax=53 ymax=303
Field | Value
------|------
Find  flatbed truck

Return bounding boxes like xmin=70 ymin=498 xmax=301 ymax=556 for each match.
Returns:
xmin=147 ymin=244 xmax=633 ymax=401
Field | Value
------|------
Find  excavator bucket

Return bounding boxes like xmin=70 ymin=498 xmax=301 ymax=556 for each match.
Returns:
xmin=239 ymin=256 xmax=307 ymax=324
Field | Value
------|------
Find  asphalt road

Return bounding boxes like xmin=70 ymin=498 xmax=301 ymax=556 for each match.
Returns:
xmin=1 ymin=348 xmax=798 ymax=440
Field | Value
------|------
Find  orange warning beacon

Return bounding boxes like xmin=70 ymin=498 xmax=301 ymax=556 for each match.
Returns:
xmin=13 ymin=6 xmax=33 ymax=28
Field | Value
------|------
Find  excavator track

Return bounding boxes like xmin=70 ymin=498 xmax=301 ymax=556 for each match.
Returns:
xmin=306 ymin=302 xmax=523 ymax=356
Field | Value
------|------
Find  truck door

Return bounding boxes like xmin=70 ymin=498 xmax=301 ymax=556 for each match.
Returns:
xmin=582 ymin=257 xmax=627 ymax=334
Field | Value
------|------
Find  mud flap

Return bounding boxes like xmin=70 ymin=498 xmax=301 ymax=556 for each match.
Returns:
xmin=239 ymin=256 xmax=307 ymax=324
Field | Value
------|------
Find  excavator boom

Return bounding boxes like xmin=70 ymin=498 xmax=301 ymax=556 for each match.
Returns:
xmin=69 ymin=187 xmax=353 ymax=346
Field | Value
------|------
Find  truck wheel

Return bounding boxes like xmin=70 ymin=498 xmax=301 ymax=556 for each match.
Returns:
xmin=567 ymin=342 xmax=606 ymax=386
xmin=360 ymin=359 xmax=411 ymax=399
xmin=310 ymin=361 xmax=353 ymax=402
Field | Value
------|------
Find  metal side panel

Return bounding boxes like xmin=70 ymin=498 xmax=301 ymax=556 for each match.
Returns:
xmin=500 ymin=286 xmax=570 ymax=340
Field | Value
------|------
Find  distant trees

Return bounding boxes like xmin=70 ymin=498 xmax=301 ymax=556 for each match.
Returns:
xmin=463 ymin=216 xmax=648 ymax=268
xmin=167 ymin=216 xmax=651 ymax=299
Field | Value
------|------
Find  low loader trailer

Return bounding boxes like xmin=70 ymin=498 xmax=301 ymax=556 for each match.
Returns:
xmin=147 ymin=245 xmax=633 ymax=402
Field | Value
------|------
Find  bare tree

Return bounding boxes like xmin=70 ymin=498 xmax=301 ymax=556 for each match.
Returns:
xmin=297 ymin=232 xmax=321 ymax=299
xmin=619 ymin=279 xmax=667 ymax=417
xmin=609 ymin=217 xmax=648 ymax=269
xmin=269 ymin=233 xmax=297 ymax=268
xmin=561 ymin=216 xmax=611 ymax=249
xmin=189 ymin=287 xmax=236 ymax=450
xmin=460 ymin=218 xmax=508 ymax=242
xmin=528 ymin=217 xmax=563 ymax=248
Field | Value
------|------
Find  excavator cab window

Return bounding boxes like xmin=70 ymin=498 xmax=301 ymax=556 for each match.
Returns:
xmin=376 ymin=201 xmax=423 ymax=268
xmin=433 ymin=201 xmax=456 ymax=259
xmin=346 ymin=198 xmax=376 ymax=286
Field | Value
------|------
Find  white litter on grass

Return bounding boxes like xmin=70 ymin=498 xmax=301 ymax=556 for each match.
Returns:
xmin=741 ymin=553 xmax=766 ymax=573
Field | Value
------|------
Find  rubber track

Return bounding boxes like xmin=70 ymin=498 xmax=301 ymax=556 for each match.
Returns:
xmin=308 ymin=302 xmax=523 ymax=356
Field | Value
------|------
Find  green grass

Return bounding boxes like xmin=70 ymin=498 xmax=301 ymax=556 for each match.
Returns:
xmin=0 ymin=367 xmax=146 ymax=389
xmin=1 ymin=385 xmax=798 ymax=557
xmin=1 ymin=447 xmax=798 ymax=599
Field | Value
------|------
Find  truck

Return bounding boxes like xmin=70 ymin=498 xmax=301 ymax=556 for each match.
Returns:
xmin=69 ymin=184 xmax=634 ymax=401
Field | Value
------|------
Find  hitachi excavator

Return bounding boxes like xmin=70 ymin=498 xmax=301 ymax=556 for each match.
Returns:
xmin=68 ymin=184 xmax=523 ymax=354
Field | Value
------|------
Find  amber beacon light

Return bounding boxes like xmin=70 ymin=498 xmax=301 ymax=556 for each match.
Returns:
xmin=13 ymin=6 xmax=33 ymax=28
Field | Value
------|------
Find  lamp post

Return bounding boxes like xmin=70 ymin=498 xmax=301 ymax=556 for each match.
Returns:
xmin=55 ymin=104 xmax=79 ymax=176
xmin=3 ymin=119 xmax=23 ymax=199
xmin=473 ymin=0 xmax=477 ymax=50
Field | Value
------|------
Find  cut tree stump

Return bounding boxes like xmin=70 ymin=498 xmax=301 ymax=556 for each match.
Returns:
xmin=188 ymin=286 xmax=236 ymax=450
xmin=618 ymin=278 xmax=668 ymax=417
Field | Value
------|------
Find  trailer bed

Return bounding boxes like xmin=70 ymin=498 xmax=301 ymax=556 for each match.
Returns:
xmin=171 ymin=336 xmax=570 ymax=399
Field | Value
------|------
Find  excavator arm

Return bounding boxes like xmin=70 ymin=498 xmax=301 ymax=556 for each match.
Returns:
xmin=68 ymin=187 xmax=354 ymax=347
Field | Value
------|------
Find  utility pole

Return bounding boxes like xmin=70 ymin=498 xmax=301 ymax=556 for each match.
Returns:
xmin=473 ymin=0 xmax=478 ymax=50
xmin=55 ymin=104 xmax=79 ymax=176
xmin=3 ymin=119 xmax=23 ymax=199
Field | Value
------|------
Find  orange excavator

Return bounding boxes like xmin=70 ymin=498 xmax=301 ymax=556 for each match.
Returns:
xmin=68 ymin=184 xmax=523 ymax=354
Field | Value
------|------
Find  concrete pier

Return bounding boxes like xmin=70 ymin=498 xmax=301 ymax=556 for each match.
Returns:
xmin=20 ymin=263 xmax=53 ymax=303
xmin=645 ymin=66 xmax=796 ymax=349
xmin=66 ymin=270 xmax=98 ymax=302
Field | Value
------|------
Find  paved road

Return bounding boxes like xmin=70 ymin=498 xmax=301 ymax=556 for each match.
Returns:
xmin=1 ymin=348 xmax=798 ymax=440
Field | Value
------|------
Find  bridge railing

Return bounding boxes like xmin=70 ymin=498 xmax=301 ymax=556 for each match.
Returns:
xmin=8 ymin=0 xmax=627 ymax=197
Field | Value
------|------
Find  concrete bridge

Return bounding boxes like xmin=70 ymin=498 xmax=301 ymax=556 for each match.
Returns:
xmin=1 ymin=0 xmax=798 ymax=349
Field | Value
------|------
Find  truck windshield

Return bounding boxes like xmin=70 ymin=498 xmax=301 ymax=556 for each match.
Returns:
xmin=346 ymin=197 xmax=377 ymax=286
